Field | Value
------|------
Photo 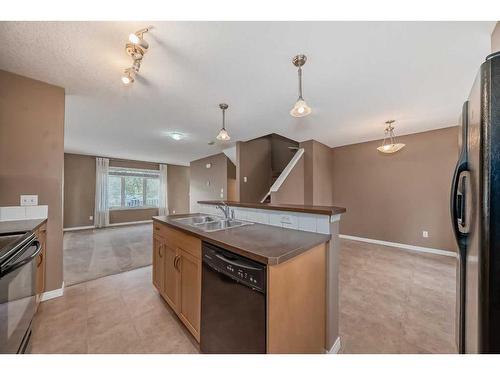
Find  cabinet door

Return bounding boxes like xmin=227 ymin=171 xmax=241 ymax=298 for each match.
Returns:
xmin=152 ymin=236 xmax=164 ymax=292
xmin=163 ymin=243 xmax=179 ymax=310
xmin=177 ymin=247 xmax=201 ymax=342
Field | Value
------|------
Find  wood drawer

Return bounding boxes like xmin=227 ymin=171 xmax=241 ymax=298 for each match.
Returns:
xmin=153 ymin=221 xmax=201 ymax=260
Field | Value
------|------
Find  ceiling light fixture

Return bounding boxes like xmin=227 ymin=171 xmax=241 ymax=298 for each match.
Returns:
xmin=290 ymin=54 xmax=312 ymax=118
xmin=121 ymin=27 xmax=152 ymax=85
xmin=216 ymin=103 xmax=230 ymax=141
xmin=167 ymin=132 xmax=185 ymax=141
xmin=121 ymin=68 xmax=135 ymax=85
xmin=377 ymin=120 xmax=406 ymax=154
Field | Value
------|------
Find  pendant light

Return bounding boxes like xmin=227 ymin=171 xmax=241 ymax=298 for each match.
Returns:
xmin=377 ymin=120 xmax=406 ymax=154
xmin=290 ymin=54 xmax=312 ymax=117
xmin=216 ymin=103 xmax=230 ymax=141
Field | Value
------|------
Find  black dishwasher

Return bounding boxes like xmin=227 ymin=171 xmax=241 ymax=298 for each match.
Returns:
xmin=201 ymin=241 xmax=266 ymax=353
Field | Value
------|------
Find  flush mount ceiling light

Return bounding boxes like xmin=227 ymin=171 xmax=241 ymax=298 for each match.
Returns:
xmin=377 ymin=120 xmax=406 ymax=154
xmin=167 ymin=132 xmax=185 ymax=141
xmin=121 ymin=27 xmax=152 ymax=85
xmin=216 ymin=103 xmax=230 ymax=141
xmin=290 ymin=54 xmax=312 ymax=118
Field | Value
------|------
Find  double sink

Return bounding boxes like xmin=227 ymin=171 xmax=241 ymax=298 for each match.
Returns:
xmin=173 ymin=215 xmax=252 ymax=232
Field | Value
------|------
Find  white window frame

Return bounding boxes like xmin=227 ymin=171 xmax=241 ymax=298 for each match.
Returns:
xmin=107 ymin=167 xmax=160 ymax=210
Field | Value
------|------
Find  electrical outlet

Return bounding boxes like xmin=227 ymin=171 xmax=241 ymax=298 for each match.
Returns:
xmin=422 ymin=231 xmax=429 ymax=238
xmin=20 ymin=195 xmax=38 ymax=206
xmin=89 ymin=215 xmax=93 ymax=221
xmin=243 ymin=176 xmax=248 ymax=183
xmin=172 ymin=210 xmax=176 ymax=214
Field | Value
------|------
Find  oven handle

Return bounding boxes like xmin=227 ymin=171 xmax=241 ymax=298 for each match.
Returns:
xmin=0 ymin=240 xmax=42 ymax=277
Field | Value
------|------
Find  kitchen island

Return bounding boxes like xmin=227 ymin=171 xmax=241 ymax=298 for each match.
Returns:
xmin=152 ymin=202 xmax=345 ymax=354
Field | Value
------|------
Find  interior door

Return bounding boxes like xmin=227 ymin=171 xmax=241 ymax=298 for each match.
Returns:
xmin=177 ymin=248 xmax=201 ymax=341
xmin=163 ymin=243 xmax=179 ymax=310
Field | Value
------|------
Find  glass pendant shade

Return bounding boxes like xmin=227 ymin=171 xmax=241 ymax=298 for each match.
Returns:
xmin=290 ymin=98 xmax=312 ymax=117
xmin=377 ymin=143 xmax=406 ymax=153
xmin=377 ymin=120 xmax=405 ymax=154
xmin=216 ymin=128 xmax=230 ymax=141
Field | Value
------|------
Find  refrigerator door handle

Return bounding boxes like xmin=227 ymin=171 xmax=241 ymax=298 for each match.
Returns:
xmin=450 ymin=160 xmax=468 ymax=248
xmin=457 ymin=171 xmax=471 ymax=234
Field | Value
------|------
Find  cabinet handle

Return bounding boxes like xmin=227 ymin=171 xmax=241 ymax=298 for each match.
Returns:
xmin=159 ymin=244 xmax=163 ymax=258
xmin=154 ymin=226 xmax=160 ymax=231
xmin=174 ymin=255 xmax=181 ymax=271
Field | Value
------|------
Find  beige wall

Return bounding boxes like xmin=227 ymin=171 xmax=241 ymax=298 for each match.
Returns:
xmin=332 ymin=126 xmax=459 ymax=251
xmin=271 ymin=155 xmax=305 ymax=204
xmin=492 ymin=22 xmax=500 ymax=53
xmin=0 ymin=70 xmax=65 ymax=292
xmin=190 ymin=153 xmax=229 ymax=211
xmin=237 ymin=137 xmax=272 ymax=202
xmin=64 ymin=153 xmax=96 ymax=228
xmin=167 ymin=165 xmax=190 ymax=214
xmin=64 ymin=153 xmax=190 ymax=226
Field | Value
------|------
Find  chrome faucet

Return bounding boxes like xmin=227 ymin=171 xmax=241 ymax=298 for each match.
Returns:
xmin=215 ymin=201 xmax=234 ymax=220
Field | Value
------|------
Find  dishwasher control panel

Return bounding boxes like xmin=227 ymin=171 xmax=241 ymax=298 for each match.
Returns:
xmin=202 ymin=242 xmax=266 ymax=293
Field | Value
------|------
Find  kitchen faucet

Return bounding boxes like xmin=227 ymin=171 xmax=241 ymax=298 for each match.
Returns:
xmin=215 ymin=201 xmax=234 ymax=220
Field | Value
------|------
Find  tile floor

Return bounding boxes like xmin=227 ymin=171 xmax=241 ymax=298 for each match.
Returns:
xmin=32 ymin=266 xmax=199 ymax=354
xmin=339 ymin=239 xmax=457 ymax=354
xmin=33 ymin=237 xmax=457 ymax=354
xmin=63 ymin=224 xmax=152 ymax=286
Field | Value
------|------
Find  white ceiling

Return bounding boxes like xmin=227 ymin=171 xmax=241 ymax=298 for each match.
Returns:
xmin=0 ymin=21 xmax=495 ymax=165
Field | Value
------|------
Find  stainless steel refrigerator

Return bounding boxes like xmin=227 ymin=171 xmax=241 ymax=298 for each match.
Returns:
xmin=451 ymin=51 xmax=500 ymax=354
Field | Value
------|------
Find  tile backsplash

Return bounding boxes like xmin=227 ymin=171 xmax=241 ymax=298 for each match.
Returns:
xmin=0 ymin=205 xmax=48 ymax=221
xmin=197 ymin=204 xmax=337 ymax=235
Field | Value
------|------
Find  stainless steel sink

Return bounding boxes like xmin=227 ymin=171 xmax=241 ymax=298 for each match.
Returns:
xmin=196 ymin=219 xmax=250 ymax=232
xmin=173 ymin=215 xmax=219 ymax=226
xmin=173 ymin=216 xmax=252 ymax=232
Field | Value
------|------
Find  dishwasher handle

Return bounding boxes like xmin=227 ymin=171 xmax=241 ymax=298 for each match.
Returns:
xmin=214 ymin=253 xmax=263 ymax=271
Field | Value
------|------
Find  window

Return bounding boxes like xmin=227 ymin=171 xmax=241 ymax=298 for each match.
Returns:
xmin=107 ymin=167 xmax=160 ymax=209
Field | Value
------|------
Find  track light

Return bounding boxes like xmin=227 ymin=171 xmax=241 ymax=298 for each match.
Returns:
xmin=121 ymin=27 xmax=152 ymax=86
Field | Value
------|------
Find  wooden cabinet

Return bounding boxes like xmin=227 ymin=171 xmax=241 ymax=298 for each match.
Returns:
xmin=152 ymin=221 xmax=201 ymax=342
xmin=35 ymin=223 xmax=47 ymax=296
xmin=177 ymin=248 xmax=201 ymax=338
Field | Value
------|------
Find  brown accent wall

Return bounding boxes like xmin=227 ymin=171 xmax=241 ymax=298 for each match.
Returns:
xmin=332 ymin=126 xmax=459 ymax=251
xmin=271 ymin=140 xmax=332 ymax=206
xmin=64 ymin=153 xmax=96 ymax=228
xmin=492 ymin=22 xmax=500 ymax=53
xmin=64 ymin=153 xmax=189 ymax=226
xmin=236 ymin=137 xmax=272 ymax=202
xmin=227 ymin=159 xmax=237 ymax=201
xmin=167 ymin=165 xmax=190 ymax=214
xmin=109 ymin=208 xmax=158 ymax=224
xmin=190 ymin=153 xmax=229 ymax=211
xmin=0 ymin=70 xmax=65 ymax=292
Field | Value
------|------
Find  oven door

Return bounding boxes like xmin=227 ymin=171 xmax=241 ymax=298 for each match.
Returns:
xmin=0 ymin=237 xmax=41 ymax=354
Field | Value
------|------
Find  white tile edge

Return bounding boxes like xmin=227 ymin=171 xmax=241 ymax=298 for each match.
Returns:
xmin=40 ymin=282 xmax=65 ymax=302
xmin=339 ymin=234 xmax=457 ymax=258
xmin=326 ymin=337 xmax=341 ymax=354
xmin=63 ymin=225 xmax=96 ymax=232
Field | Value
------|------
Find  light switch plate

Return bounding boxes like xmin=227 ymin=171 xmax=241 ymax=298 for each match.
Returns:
xmin=20 ymin=195 xmax=38 ymax=206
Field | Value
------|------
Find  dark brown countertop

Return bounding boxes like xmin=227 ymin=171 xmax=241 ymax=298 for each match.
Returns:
xmin=197 ymin=200 xmax=346 ymax=216
xmin=0 ymin=218 xmax=47 ymax=236
xmin=153 ymin=214 xmax=331 ymax=265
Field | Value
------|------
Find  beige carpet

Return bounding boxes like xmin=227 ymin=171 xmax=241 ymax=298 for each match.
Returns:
xmin=63 ymin=223 xmax=152 ymax=286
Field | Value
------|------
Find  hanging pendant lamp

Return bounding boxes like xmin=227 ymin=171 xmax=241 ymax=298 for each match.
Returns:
xmin=290 ymin=54 xmax=312 ymax=117
xmin=216 ymin=103 xmax=230 ymax=141
xmin=377 ymin=120 xmax=406 ymax=154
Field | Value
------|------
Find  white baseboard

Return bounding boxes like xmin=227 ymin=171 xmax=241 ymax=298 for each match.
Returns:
xmin=326 ymin=337 xmax=341 ymax=354
xmin=63 ymin=225 xmax=95 ymax=232
xmin=106 ymin=220 xmax=152 ymax=227
xmin=339 ymin=234 xmax=457 ymax=258
xmin=40 ymin=282 xmax=65 ymax=302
